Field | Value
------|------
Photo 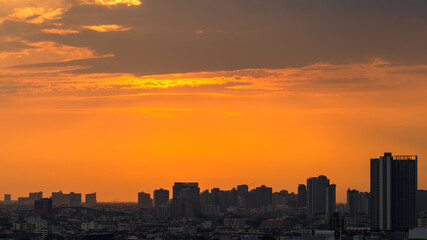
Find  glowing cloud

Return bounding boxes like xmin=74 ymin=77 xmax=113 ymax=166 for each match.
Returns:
xmin=82 ymin=24 xmax=131 ymax=32
xmin=4 ymin=59 xmax=427 ymax=98
xmin=0 ymin=41 xmax=97 ymax=66
xmin=0 ymin=7 xmax=64 ymax=24
xmin=42 ymin=28 xmax=80 ymax=35
xmin=89 ymin=0 xmax=142 ymax=6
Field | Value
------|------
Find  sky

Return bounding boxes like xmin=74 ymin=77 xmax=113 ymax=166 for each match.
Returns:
xmin=0 ymin=0 xmax=426 ymax=203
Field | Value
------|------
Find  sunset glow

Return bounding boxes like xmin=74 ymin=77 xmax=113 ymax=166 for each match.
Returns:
xmin=0 ymin=0 xmax=426 ymax=203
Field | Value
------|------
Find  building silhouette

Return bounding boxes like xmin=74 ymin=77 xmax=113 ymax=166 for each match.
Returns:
xmin=298 ymin=184 xmax=307 ymax=208
xmin=138 ymin=191 xmax=153 ymax=209
xmin=347 ymin=189 xmax=359 ymax=216
xmin=326 ymin=184 xmax=336 ymax=215
xmin=254 ymin=185 xmax=273 ymax=212
xmin=4 ymin=194 xmax=11 ymax=202
xmin=153 ymin=188 xmax=169 ymax=208
xmin=85 ymin=193 xmax=97 ymax=207
xmin=51 ymin=191 xmax=81 ymax=207
xmin=237 ymin=184 xmax=248 ymax=209
xmin=29 ymin=192 xmax=43 ymax=201
xmin=172 ymin=182 xmax=200 ymax=219
xmin=371 ymin=152 xmax=417 ymax=231
xmin=307 ymin=175 xmax=336 ymax=216
xmin=347 ymin=189 xmax=370 ymax=216
xmin=416 ymin=190 xmax=427 ymax=214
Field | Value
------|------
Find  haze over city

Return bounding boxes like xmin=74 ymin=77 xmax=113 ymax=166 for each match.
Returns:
xmin=1 ymin=0 xmax=426 ymax=204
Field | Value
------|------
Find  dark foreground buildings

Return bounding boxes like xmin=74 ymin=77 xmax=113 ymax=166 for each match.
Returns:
xmin=371 ymin=152 xmax=417 ymax=231
xmin=34 ymin=198 xmax=52 ymax=217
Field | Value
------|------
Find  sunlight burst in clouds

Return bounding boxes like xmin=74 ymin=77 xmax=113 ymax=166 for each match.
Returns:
xmin=42 ymin=28 xmax=80 ymax=35
xmin=82 ymin=24 xmax=131 ymax=32
xmin=89 ymin=0 xmax=141 ymax=6
xmin=3 ymin=59 xmax=427 ymax=97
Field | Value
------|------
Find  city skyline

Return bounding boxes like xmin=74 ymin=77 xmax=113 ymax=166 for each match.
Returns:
xmin=1 ymin=175 xmax=354 ymax=203
xmin=1 ymin=0 xmax=426 ymax=237
xmin=0 ymin=153 xmax=423 ymax=237
xmin=1 ymin=151 xmax=422 ymax=205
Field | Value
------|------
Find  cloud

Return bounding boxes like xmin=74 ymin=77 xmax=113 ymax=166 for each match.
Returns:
xmin=2 ymin=0 xmax=427 ymax=80
xmin=0 ymin=40 xmax=112 ymax=81
xmin=42 ymin=28 xmax=80 ymax=34
xmin=82 ymin=24 xmax=130 ymax=32
xmin=0 ymin=7 xmax=64 ymax=24
xmin=1 ymin=0 xmax=424 ymax=76
xmin=3 ymin=59 xmax=427 ymax=98
xmin=86 ymin=0 xmax=142 ymax=6
xmin=0 ymin=39 xmax=37 ymax=52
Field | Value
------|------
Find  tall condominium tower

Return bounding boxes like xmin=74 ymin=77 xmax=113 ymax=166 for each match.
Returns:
xmin=85 ymin=193 xmax=97 ymax=207
xmin=153 ymin=188 xmax=169 ymax=208
xmin=371 ymin=152 xmax=417 ymax=231
xmin=138 ymin=191 xmax=153 ymax=209
xmin=172 ymin=182 xmax=200 ymax=219
xmin=347 ymin=189 xmax=370 ymax=216
xmin=326 ymin=184 xmax=336 ymax=215
xmin=29 ymin=192 xmax=43 ymax=201
xmin=347 ymin=189 xmax=359 ymax=216
xmin=237 ymin=184 xmax=249 ymax=209
xmin=298 ymin=184 xmax=307 ymax=208
xmin=4 ymin=194 xmax=11 ymax=202
xmin=307 ymin=175 xmax=336 ymax=216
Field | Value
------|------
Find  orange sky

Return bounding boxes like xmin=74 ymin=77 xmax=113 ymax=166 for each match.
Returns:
xmin=0 ymin=0 xmax=426 ymax=203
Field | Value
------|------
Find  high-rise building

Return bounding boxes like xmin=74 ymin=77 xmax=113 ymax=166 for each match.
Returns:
xmin=347 ymin=189 xmax=370 ymax=216
xmin=29 ymin=192 xmax=43 ymax=201
xmin=51 ymin=191 xmax=81 ymax=207
xmin=69 ymin=192 xmax=81 ymax=206
xmin=416 ymin=190 xmax=427 ymax=214
xmin=138 ymin=191 xmax=153 ymax=209
xmin=85 ymin=193 xmax=97 ymax=207
xmin=255 ymin=185 xmax=273 ymax=212
xmin=358 ymin=192 xmax=370 ymax=215
xmin=153 ymin=188 xmax=170 ymax=219
xmin=34 ymin=198 xmax=52 ymax=217
xmin=371 ymin=152 xmax=417 ymax=231
xmin=326 ymin=184 xmax=336 ymax=214
xmin=298 ymin=184 xmax=307 ymax=208
xmin=237 ymin=185 xmax=248 ymax=209
xmin=51 ymin=191 xmax=64 ymax=206
xmin=204 ymin=187 xmax=236 ymax=212
xmin=172 ymin=182 xmax=200 ymax=219
xmin=4 ymin=194 xmax=11 ymax=202
xmin=307 ymin=175 xmax=336 ymax=216
xmin=347 ymin=189 xmax=359 ymax=216
xmin=153 ymin=188 xmax=169 ymax=208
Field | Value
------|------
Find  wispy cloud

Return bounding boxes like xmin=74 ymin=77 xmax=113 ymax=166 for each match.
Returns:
xmin=2 ymin=59 xmax=427 ymax=98
xmin=41 ymin=28 xmax=80 ymax=35
xmin=0 ymin=7 xmax=64 ymax=24
xmin=82 ymin=24 xmax=131 ymax=32
xmin=86 ymin=0 xmax=142 ymax=6
xmin=0 ymin=41 xmax=101 ymax=68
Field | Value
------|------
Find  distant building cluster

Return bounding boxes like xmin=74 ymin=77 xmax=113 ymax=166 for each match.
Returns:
xmin=0 ymin=152 xmax=425 ymax=239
